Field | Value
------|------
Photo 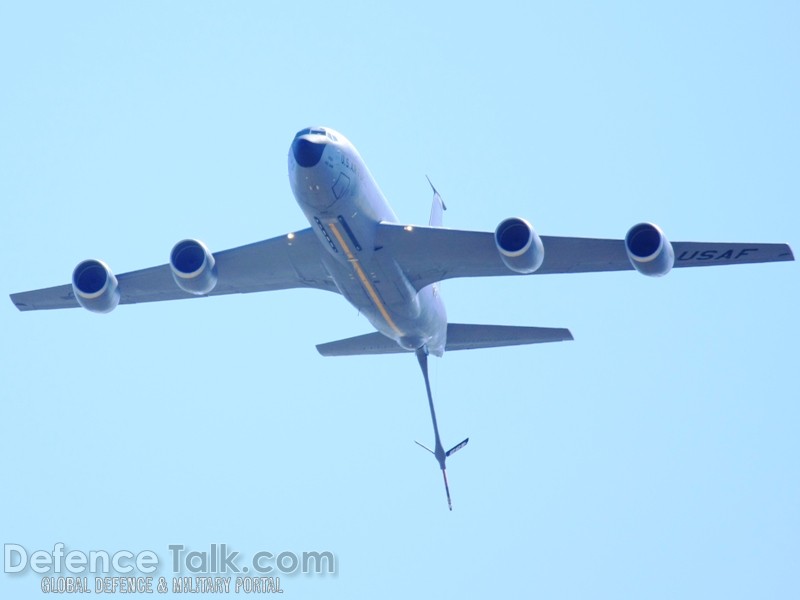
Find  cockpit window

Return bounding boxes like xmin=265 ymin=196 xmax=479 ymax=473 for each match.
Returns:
xmin=294 ymin=127 xmax=327 ymax=138
xmin=294 ymin=127 xmax=337 ymax=142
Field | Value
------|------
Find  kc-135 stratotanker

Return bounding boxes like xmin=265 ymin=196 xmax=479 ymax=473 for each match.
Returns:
xmin=11 ymin=127 xmax=794 ymax=510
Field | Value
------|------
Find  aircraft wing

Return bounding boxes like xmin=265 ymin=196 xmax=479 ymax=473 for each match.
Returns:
xmin=376 ymin=223 xmax=794 ymax=290
xmin=10 ymin=228 xmax=336 ymax=311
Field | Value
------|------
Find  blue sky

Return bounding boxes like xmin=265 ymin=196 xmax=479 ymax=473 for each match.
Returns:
xmin=1 ymin=1 xmax=798 ymax=598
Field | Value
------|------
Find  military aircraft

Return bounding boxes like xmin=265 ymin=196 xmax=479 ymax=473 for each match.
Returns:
xmin=10 ymin=127 xmax=794 ymax=510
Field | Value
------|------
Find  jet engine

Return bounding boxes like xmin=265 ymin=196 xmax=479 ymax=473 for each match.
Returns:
xmin=169 ymin=239 xmax=218 ymax=295
xmin=625 ymin=222 xmax=674 ymax=277
xmin=71 ymin=259 xmax=120 ymax=313
xmin=494 ymin=217 xmax=544 ymax=274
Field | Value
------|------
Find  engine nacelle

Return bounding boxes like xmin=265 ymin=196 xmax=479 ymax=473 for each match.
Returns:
xmin=625 ymin=222 xmax=674 ymax=277
xmin=494 ymin=217 xmax=544 ymax=274
xmin=72 ymin=259 xmax=120 ymax=313
xmin=169 ymin=239 xmax=218 ymax=295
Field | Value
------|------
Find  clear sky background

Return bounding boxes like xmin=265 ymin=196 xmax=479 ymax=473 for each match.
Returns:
xmin=1 ymin=1 xmax=798 ymax=598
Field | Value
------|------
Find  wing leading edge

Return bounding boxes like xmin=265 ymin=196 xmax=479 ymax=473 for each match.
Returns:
xmin=375 ymin=223 xmax=794 ymax=290
xmin=10 ymin=228 xmax=336 ymax=312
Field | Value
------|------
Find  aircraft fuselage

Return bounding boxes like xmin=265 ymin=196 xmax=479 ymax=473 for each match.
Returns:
xmin=288 ymin=127 xmax=447 ymax=355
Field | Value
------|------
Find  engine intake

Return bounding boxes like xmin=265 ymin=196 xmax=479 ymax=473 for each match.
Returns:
xmin=625 ymin=222 xmax=674 ymax=277
xmin=170 ymin=239 xmax=218 ymax=295
xmin=494 ymin=217 xmax=544 ymax=274
xmin=72 ymin=259 xmax=120 ymax=313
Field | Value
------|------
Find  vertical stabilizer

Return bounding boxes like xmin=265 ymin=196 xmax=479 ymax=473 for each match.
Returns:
xmin=426 ymin=176 xmax=447 ymax=226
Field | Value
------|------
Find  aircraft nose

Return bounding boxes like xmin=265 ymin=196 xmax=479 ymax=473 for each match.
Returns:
xmin=292 ymin=137 xmax=326 ymax=168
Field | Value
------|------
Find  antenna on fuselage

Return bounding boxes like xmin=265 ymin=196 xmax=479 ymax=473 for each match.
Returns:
xmin=414 ymin=347 xmax=468 ymax=511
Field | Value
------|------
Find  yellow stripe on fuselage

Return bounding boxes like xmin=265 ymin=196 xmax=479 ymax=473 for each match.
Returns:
xmin=328 ymin=221 xmax=402 ymax=336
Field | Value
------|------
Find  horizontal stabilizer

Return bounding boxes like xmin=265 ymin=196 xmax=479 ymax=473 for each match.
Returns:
xmin=316 ymin=332 xmax=408 ymax=356
xmin=444 ymin=323 xmax=573 ymax=351
xmin=316 ymin=324 xmax=572 ymax=356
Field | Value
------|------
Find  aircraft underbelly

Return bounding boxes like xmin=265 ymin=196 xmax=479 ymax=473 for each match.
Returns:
xmin=321 ymin=247 xmax=441 ymax=343
xmin=291 ymin=145 xmax=447 ymax=352
xmin=311 ymin=218 xmax=444 ymax=351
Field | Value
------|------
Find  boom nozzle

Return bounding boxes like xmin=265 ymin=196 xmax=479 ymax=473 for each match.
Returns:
xmin=443 ymin=470 xmax=453 ymax=511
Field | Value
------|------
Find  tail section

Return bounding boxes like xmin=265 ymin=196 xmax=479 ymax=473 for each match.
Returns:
xmin=426 ymin=176 xmax=447 ymax=226
xmin=316 ymin=332 xmax=405 ymax=356
xmin=317 ymin=325 xmax=572 ymax=357
xmin=445 ymin=323 xmax=573 ymax=351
